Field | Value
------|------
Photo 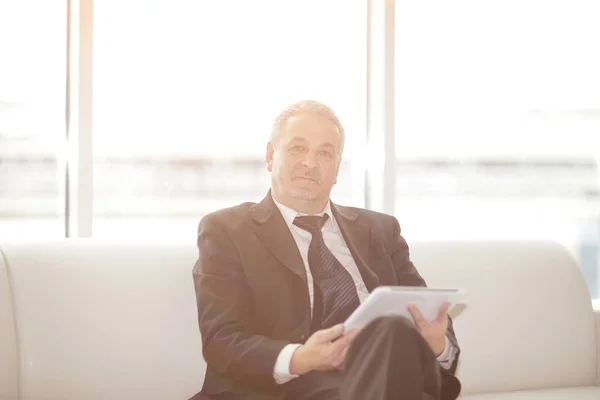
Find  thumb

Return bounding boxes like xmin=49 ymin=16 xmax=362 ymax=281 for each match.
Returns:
xmin=315 ymin=324 xmax=345 ymax=343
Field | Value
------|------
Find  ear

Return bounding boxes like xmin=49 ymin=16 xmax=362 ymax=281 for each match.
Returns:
xmin=334 ymin=159 xmax=341 ymax=185
xmin=266 ymin=142 xmax=275 ymax=172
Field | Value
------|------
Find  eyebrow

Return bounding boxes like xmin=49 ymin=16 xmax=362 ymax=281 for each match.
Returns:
xmin=288 ymin=137 xmax=336 ymax=149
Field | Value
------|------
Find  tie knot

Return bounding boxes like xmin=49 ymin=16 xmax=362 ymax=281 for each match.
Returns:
xmin=293 ymin=214 xmax=329 ymax=234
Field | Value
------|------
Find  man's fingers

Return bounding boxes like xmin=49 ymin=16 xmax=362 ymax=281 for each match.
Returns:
xmin=325 ymin=327 xmax=364 ymax=370
xmin=329 ymin=329 xmax=356 ymax=355
xmin=336 ymin=347 xmax=349 ymax=370
xmin=437 ymin=301 xmax=450 ymax=321
xmin=341 ymin=346 xmax=349 ymax=359
xmin=347 ymin=327 xmax=363 ymax=342
xmin=314 ymin=324 xmax=345 ymax=343
xmin=330 ymin=334 xmax=351 ymax=353
xmin=407 ymin=303 xmax=426 ymax=327
xmin=409 ymin=302 xmax=451 ymax=326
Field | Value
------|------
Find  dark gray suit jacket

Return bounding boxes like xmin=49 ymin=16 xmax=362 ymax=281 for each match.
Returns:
xmin=192 ymin=191 xmax=460 ymax=399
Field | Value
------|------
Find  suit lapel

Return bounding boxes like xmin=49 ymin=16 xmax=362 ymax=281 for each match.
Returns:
xmin=251 ymin=193 xmax=307 ymax=283
xmin=332 ymin=204 xmax=379 ymax=292
xmin=250 ymin=193 xmax=379 ymax=291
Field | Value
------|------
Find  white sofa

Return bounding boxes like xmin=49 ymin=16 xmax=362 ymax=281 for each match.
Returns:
xmin=0 ymin=239 xmax=599 ymax=399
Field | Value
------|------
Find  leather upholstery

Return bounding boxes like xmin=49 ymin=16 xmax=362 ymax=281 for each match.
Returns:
xmin=0 ymin=239 xmax=597 ymax=399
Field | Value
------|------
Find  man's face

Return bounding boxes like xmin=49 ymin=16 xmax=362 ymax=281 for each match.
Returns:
xmin=266 ymin=112 xmax=342 ymax=209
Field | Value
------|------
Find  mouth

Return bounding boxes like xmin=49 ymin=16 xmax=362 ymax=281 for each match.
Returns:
xmin=293 ymin=176 xmax=319 ymax=183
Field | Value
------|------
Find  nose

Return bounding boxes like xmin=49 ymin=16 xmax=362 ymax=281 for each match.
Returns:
xmin=301 ymin=150 xmax=317 ymax=168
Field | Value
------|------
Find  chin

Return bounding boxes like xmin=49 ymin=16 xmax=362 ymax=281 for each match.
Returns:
xmin=288 ymin=190 xmax=319 ymax=202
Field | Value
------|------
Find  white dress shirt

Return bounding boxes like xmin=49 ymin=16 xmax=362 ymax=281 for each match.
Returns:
xmin=271 ymin=197 xmax=456 ymax=384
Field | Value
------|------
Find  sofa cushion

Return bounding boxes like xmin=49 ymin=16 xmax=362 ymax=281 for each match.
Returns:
xmin=460 ymin=386 xmax=600 ymax=399
xmin=409 ymin=241 xmax=597 ymax=395
xmin=2 ymin=240 xmax=206 ymax=400
xmin=0 ymin=247 xmax=18 ymax=400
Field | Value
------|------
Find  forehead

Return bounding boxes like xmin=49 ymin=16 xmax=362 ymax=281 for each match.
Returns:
xmin=281 ymin=113 xmax=342 ymax=147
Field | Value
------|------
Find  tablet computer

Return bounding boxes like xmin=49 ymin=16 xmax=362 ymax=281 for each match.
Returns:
xmin=344 ymin=286 xmax=465 ymax=333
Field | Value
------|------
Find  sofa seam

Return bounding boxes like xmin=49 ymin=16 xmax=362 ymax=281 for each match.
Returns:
xmin=0 ymin=245 xmax=22 ymax=399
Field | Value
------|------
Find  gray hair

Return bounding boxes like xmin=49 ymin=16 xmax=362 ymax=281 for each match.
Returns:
xmin=270 ymin=99 xmax=345 ymax=154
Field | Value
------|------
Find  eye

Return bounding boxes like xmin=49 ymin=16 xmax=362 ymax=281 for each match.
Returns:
xmin=319 ymin=150 xmax=333 ymax=159
xmin=290 ymin=145 xmax=304 ymax=153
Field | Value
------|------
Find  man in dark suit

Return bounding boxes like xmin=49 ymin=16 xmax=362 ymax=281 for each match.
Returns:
xmin=192 ymin=100 xmax=461 ymax=400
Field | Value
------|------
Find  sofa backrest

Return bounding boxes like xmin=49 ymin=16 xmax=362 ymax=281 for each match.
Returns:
xmin=0 ymin=239 xmax=596 ymax=399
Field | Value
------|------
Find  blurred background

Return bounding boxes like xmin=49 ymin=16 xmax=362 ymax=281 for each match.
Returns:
xmin=1 ymin=0 xmax=599 ymax=299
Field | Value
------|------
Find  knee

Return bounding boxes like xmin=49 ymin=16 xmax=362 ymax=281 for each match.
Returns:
xmin=351 ymin=315 xmax=423 ymax=345
xmin=367 ymin=315 xmax=418 ymax=335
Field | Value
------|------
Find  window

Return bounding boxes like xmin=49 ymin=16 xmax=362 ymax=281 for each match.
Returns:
xmin=93 ymin=0 xmax=367 ymax=240
xmin=395 ymin=0 xmax=600 ymax=298
xmin=0 ymin=1 xmax=67 ymax=239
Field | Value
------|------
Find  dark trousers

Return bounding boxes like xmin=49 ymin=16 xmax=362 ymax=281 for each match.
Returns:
xmin=280 ymin=316 xmax=456 ymax=400
xmin=209 ymin=316 xmax=461 ymax=400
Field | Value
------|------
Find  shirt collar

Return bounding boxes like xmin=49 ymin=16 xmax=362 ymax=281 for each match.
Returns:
xmin=272 ymin=194 xmax=335 ymax=231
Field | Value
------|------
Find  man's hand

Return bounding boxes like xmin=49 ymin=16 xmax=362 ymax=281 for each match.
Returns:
xmin=407 ymin=301 xmax=450 ymax=356
xmin=289 ymin=324 xmax=361 ymax=375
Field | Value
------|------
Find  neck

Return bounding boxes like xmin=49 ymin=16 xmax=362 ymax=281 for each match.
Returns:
xmin=271 ymin=191 xmax=328 ymax=215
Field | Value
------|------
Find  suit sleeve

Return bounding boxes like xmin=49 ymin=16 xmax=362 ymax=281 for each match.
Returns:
xmin=193 ymin=214 xmax=289 ymax=392
xmin=388 ymin=216 xmax=461 ymax=376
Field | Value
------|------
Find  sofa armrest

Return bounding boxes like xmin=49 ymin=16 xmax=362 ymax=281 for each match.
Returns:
xmin=594 ymin=305 xmax=600 ymax=386
xmin=596 ymin=310 xmax=600 ymax=386
xmin=0 ymin=247 xmax=18 ymax=399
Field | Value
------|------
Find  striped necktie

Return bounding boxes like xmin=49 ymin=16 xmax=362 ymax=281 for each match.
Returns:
xmin=293 ymin=214 xmax=360 ymax=329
